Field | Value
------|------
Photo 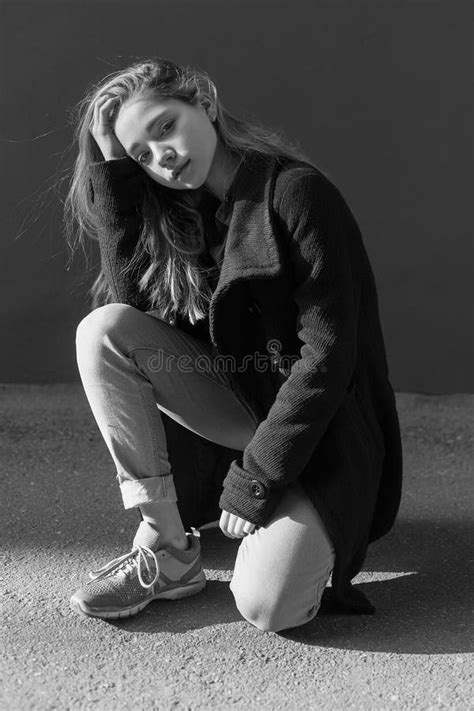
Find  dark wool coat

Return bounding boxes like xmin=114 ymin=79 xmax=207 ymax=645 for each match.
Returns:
xmin=88 ymin=151 xmax=403 ymax=615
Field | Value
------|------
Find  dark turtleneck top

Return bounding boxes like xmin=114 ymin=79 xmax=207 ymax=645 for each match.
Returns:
xmin=196 ymin=156 xmax=245 ymax=293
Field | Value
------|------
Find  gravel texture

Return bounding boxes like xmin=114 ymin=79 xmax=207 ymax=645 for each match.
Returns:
xmin=1 ymin=384 xmax=473 ymax=710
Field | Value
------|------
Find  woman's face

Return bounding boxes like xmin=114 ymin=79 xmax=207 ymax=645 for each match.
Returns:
xmin=113 ymin=92 xmax=218 ymax=191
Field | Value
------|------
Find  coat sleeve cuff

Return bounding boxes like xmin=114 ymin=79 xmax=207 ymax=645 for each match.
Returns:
xmin=88 ymin=157 xmax=145 ymax=216
xmin=218 ymin=457 xmax=282 ymax=527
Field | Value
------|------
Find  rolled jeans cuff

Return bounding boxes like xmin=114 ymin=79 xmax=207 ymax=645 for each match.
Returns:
xmin=119 ymin=475 xmax=178 ymax=509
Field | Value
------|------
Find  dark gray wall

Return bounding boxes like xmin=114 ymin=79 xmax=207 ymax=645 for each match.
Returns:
xmin=1 ymin=0 xmax=472 ymax=392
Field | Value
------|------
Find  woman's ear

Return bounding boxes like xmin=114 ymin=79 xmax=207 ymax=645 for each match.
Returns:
xmin=199 ymin=94 xmax=217 ymax=122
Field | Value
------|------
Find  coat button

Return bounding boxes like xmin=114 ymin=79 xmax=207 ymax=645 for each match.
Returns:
xmin=249 ymin=479 xmax=266 ymax=498
xmin=247 ymin=300 xmax=262 ymax=317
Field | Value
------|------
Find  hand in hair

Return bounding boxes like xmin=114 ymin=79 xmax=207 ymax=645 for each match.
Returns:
xmin=90 ymin=94 xmax=128 ymax=162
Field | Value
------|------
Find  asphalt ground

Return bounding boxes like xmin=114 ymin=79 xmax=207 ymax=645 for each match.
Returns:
xmin=1 ymin=384 xmax=473 ymax=710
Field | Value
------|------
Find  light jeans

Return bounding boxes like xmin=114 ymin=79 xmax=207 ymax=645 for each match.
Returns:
xmin=75 ymin=303 xmax=335 ymax=632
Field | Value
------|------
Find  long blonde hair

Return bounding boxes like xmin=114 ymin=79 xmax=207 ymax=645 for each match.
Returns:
xmin=64 ymin=57 xmax=316 ymax=324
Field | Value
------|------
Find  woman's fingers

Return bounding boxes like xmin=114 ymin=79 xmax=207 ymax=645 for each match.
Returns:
xmin=229 ymin=514 xmax=240 ymax=537
xmin=219 ymin=510 xmax=256 ymax=538
xmin=92 ymin=94 xmax=116 ymax=120
xmin=220 ymin=511 xmax=239 ymax=538
xmin=243 ymin=521 xmax=255 ymax=535
xmin=219 ymin=510 xmax=232 ymax=538
xmin=93 ymin=96 xmax=118 ymax=130
xmin=89 ymin=94 xmax=127 ymax=161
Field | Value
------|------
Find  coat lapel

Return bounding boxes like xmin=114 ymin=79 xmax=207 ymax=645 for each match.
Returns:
xmin=208 ymin=152 xmax=285 ymax=346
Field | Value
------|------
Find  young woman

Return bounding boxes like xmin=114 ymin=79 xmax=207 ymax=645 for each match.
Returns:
xmin=64 ymin=57 xmax=403 ymax=632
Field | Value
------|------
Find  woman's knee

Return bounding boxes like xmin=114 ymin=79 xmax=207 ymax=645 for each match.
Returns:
xmin=75 ymin=303 xmax=138 ymax=346
xmin=232 ymin=596 xmax=282 ymax=633
xmin=230 ymin=580 xmax=312 ymax=633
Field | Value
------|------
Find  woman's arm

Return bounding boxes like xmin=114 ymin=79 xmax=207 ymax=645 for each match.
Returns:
xmin=219 ymin=170 xmax=361 ymax=526
xmin=88 ymin=156 xmax=149 ymax=309
xmin=87 ymin=94 xmax=149 ymax=309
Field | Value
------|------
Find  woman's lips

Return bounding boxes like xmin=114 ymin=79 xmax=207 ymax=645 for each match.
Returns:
xmin=175 ymin=160 xmax=190 ymax=179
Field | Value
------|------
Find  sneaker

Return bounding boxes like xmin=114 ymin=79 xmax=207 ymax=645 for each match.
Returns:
xmin=70 ymin=522 xmax=206 ymax=619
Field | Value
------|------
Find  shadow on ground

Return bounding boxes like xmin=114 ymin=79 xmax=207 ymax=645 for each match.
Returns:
xmin=285 ymin=517 xmax=474 ymax=655
xmin=2 ymin=386 xmax=473 ymax=666
xmin=74 ymin=518 xmax=471 ymax=656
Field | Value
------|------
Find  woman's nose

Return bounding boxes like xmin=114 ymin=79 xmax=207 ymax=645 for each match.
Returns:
xmin=159 ymin=149 xmax=175 ymax=171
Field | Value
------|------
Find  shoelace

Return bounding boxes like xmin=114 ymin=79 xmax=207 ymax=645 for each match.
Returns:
xmin=89 ymin=544 xmax=160 ymax=590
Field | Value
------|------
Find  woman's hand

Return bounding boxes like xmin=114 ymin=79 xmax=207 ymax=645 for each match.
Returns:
xmin=90 ymin=94 xmax=128 ymax=162
xmin=219 ymin=510 xmax=256 ymax=538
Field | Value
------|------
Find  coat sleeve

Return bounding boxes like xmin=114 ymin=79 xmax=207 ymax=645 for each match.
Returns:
xmin=219 ymin=170 xmax=361 ymax=525
xmin=88 ymin=156 xmax=149 ymax=309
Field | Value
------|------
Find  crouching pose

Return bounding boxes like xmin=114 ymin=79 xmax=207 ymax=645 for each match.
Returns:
xmin=64 ymin=57 xmax=402 ymax=632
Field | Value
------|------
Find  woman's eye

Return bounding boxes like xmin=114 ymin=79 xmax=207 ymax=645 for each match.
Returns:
xmin=161 ymin=120 xmax=174 ymax=135
xmin=138 ymin=151 xmax=150 ymax=165
xmin=136 ymin=120 xmax=174 ymax=163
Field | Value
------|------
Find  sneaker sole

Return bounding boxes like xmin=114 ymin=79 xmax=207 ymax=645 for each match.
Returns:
xmin=70 ymin=578 xmax=206 ymax=620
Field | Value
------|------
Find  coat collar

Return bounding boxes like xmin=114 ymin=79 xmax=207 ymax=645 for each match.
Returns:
xmin=214 ymin=155 xmax=246 ymax=227
xmin=202 ymin=151 xmax=289 ymax=348
xmin=209 ymin=151 xmax=285 ymax=300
